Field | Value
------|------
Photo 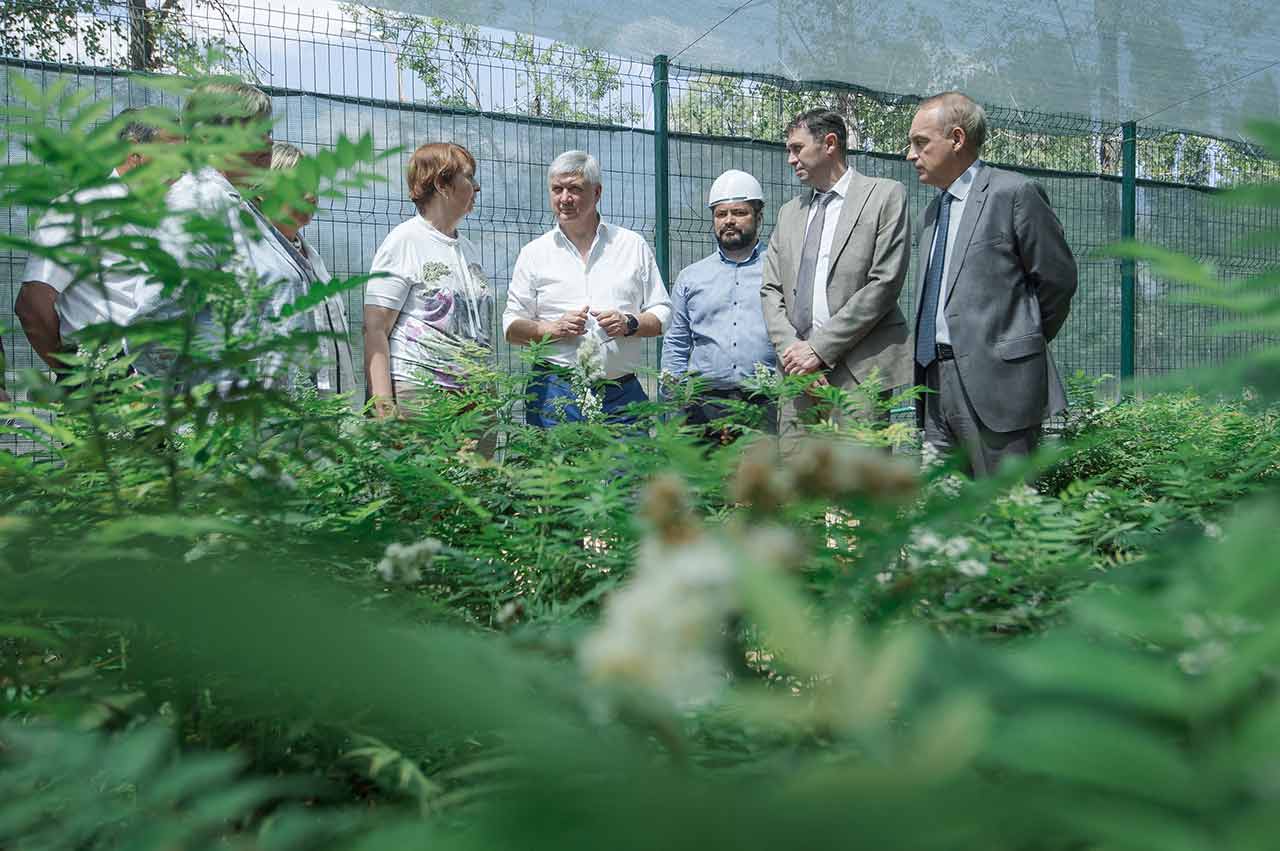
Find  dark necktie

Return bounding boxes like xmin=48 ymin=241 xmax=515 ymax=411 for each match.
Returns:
xmin=914 ymin=191 xmax=955 ymax=368
xmin=791 ymin=191 xmax=835 ymax=340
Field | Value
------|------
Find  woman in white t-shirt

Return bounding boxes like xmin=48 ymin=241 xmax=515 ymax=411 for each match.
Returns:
xmin=364 ymin=142 xmax=493 ymax=418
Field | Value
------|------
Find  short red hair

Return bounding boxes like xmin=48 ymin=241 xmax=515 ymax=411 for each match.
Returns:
xmin=406 ymin=142 xmax=476 ymax=212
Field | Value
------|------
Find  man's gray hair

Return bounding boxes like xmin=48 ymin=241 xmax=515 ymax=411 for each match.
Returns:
xmin=184 ymin=80 xmax=273 ymax=127
xmin=920 ymin=91 xmax=988 ymax=152
xmin=548 ymin=150 xmax=601 ymax=187
xmin=270 ymin=140 xmax=303 ymax=172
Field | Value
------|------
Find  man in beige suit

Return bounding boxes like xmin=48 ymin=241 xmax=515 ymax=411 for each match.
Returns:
xmin=760 ymin=108 xmax=912 ymax=449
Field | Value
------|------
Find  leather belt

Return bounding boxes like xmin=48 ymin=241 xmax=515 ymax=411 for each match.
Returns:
xmin=936 ymin=343 xmax=956 ymax=361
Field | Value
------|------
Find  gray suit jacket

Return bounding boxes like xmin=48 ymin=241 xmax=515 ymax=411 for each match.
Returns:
xmin=760 ymin=169 xmax=912 ymax=390
xmin=912 ymin=163 xmax=1078 ymax=433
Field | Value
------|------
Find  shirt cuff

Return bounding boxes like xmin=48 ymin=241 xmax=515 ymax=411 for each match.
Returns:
xmin=643 ymin=305 xmax=672 ymax=332
xmin=22 ymin=259 xmax=74 ymax=293
xmin=363 ymin=291 xmax=407 ymax=311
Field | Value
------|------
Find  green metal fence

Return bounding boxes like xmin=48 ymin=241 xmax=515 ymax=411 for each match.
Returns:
xmin=2 ymin=0 xmax=1277 ymax=449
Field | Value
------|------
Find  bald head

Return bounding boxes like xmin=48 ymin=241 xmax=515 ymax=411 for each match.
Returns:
xmin=918 ymin=92 xmax=987 ymax=153
xmin=907 ymin=91 xmax=986 ymax=189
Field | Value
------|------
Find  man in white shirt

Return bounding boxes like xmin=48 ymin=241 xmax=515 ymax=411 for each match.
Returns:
xmin=503 ymin=150 xmax=671 ymax=427
xmin=760 ymin=109 xmax=912 ymax=452
xmin=132 ymin=81 xmax=311 ymax=391
xmin=15 ymin=111 xmax=172 ymax=373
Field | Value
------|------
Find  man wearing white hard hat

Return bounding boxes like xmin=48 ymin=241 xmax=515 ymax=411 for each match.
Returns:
xmin=661 ymin=169 xmax=777 ymax=443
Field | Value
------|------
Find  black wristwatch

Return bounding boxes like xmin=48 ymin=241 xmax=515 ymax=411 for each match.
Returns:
xmin=623 ymin=313 xmax=639 ymax=337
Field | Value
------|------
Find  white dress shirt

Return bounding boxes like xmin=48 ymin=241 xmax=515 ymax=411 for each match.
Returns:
xmin=930 ymin=160 xmax=982 ymax=346
xmin=21 ymin=170 xmax=146 ymax=340
xmin=133 ymin=168 xmax=312 ymax=387
xmin=803 ymin=167 xmax=854 ymax=332
xmin=502 ymin=219 xmax=672 ymax=379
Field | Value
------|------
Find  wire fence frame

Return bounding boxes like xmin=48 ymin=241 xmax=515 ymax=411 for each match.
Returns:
xmin=2 ymin=0 xmax=1278 ymax=446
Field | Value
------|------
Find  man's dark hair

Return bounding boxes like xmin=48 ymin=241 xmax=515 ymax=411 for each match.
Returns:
xmin=116 ymin=107 xmax=161 ymax=145
xmin=786 ymin=109 xmax=848 ymax=157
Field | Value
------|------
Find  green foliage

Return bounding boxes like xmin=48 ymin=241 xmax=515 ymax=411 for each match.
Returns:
xmin=5 ymin=80 xmax=1280 ymax=851
xmin=0 ymin=722 xmax=352 ymax=850
xmin=0 ymin=0 xmax=248 ymax=74
xmin=338 ymin=5 xmax=640 ymax=124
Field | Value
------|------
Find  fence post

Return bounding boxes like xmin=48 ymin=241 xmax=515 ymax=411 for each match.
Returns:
xmin=652 ymin=54 xmax=671 ymax=290
xmin=1120 ymin=120 xmax=1137 ymax=381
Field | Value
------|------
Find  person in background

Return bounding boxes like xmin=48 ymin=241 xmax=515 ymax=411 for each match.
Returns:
xmin=503 ymin=150 xmax=671 ymax=427
xmin=363 ymin=142 xmax=494 ymax=418
xmin=261 ymin=141 xmax=357 ymax=408
xmin=661 ymin=168 xmax=777 ymax=444
xmin=906 ymin=91 xmax=1078 ymax=476
xmin=132 ymin=81 xmax=312 ymax=389
xmin=760 ymin=108 xmax=912 ymax=453
xmin=15 ymin=109 xmax=174 ymax=374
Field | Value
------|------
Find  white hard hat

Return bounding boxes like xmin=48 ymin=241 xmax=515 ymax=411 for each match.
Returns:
xmin=707 ymin=169 xmax=764 ymax=208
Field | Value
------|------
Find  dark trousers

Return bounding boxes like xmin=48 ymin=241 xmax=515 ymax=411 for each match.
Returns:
xmin=922 ymin=359 xmax=1040 ymax=478
xmin=682 ymin=387 xmax=777 ymax=445
xmin=524 ymin=366 xmax=648 ymax=428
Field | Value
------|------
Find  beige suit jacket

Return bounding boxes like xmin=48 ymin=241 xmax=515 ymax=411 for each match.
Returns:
xmin=760 ymin=168 xmax=912 ymax=390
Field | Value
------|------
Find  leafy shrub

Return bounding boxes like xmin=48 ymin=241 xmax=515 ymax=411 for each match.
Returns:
xmin=4 ymin=76 xmax=1280 ymax=851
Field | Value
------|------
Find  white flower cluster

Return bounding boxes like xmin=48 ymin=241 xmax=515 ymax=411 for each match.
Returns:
xmin=905 ymin=527 xmax=989 ymax=578
xmin=572 ymin=334 xmax=608 ymax=422
xmin=578 ymin=386 xmax=603 ymax=422
xmin=920 ymin=441 xmax=945 ymax=472
xmin=1001 ymin=484 xmax=1041 ymax=508
xmin=376 ymin=538 xmax=443 ymax=584
xmin=578 ymin=536 xmax=737 ymax=710
xmin=1083 ymin=489 xmax=1110 ymax=510
xmin=747 ymin=361 xmax=780 ymax=392
xmin=248 ymin=463 xmax=298 ymax=491
xmin=575 ymin=334 xmax=606 ymax=384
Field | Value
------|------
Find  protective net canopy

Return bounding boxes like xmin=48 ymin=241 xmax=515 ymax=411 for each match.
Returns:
xmin=372 ymin=0 xmax=1280 ymax=140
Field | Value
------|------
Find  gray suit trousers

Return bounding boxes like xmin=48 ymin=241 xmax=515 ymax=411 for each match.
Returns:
xmin=922 ymin=361 xmax=1039 ymax=477
xmin=778 ymin=362 xmax=891 ymax=457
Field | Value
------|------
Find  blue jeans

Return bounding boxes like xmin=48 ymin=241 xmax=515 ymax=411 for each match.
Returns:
xmin=524 ymin=366 xmax=648 ymax=428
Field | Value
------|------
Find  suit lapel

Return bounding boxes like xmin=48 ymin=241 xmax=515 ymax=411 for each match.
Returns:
xmin=784 ymin=193 xmax=814 ymax=312
xmin=915 ymin=197 xmax=939 ymax=327
xmin=825 ymin=170 xmax=874 ymax=281
xmin=943 ymin=163 xmax=990 ymax=305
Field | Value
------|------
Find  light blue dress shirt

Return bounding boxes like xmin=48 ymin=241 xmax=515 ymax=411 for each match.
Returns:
xmin=661 ymin=242 xmax=777 ymax=390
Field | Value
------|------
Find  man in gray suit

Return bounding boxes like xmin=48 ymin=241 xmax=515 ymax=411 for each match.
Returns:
xmin=907 ymin=92 xmax=1078 ymax=476
xmin=760 ymin=109 xmax=912 ymax=450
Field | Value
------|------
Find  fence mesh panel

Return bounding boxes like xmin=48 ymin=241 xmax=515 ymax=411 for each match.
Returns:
xmin=2 ymin=0 xmax=1277 ymax=451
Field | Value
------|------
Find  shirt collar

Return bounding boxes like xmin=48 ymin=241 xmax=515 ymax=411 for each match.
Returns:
xmin=945 ymin=159 xmax=982 ymax=202
xmin=813 ymin=167 xmax=854 ymax=204
xmin=553 ymin=216 xmax=607 ymax=250
xmin=717 ymin=241 xmax=762 ymax=266
xmin=416 ymin=214 xmax=459 ymax=244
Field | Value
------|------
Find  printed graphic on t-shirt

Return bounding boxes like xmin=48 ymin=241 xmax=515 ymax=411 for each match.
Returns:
xmin=393 ymin=259 xmax=493 ymax=387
